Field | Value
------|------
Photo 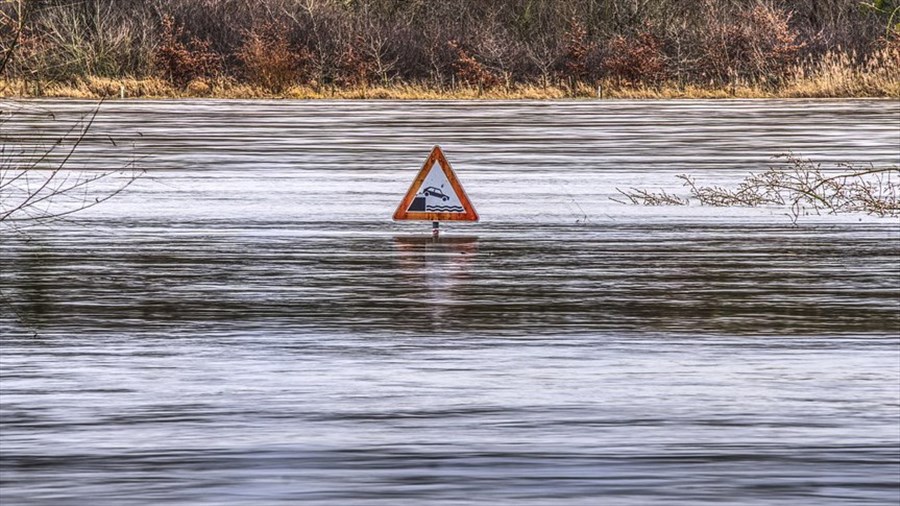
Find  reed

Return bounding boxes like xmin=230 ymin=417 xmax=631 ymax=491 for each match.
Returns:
xmin=781 ymin=44 xmax=900 ymax=98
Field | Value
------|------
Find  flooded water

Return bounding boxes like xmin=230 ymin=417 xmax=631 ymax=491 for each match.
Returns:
xmin=1 ymin=99 xmax=899 ymax=505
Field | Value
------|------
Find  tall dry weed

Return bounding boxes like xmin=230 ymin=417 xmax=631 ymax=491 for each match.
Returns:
xmin=783 ymin=38 xmax=900 ymax=97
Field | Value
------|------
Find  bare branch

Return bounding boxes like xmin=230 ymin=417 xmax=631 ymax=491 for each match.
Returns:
xmin=0 ymin=100 xmax=143 ymax=230
xmin=612 ymin=155 xmax=899 ymax=222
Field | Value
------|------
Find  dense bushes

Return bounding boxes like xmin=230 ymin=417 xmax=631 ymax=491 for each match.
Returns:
xmin=1 ymin=0 xmax=896 ymax=94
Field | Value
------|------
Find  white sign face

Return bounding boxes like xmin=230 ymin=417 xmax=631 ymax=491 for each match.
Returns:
xmin=406 ymin=161 xmax=466 ymax=214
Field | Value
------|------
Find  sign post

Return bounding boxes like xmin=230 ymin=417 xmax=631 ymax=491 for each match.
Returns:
xmin=393 ymin=146 xmax=479 ymax=238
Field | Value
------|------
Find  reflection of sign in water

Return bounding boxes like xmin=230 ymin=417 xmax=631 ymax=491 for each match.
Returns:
xmin=393 ymin=236 xmax=479 ymax=322
xmin=393 ymin=146 xmax=478 ymax=221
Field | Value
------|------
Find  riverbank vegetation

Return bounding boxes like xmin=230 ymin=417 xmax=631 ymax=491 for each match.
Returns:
xmin=1 ymin=0 xmax=898 ymax=99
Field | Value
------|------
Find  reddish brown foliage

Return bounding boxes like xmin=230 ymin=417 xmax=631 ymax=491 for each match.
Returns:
xmin=154 ymin=15 xmax=220 ymax=88
xmin=334 ymin=40 xmax=377 ymax=88
xmin=561 ymin=19 xmax=596 ymax=82
xmin=603 ymin=29 xmax=668 ymax=85
xmin=448 ymin=40 xmax=500 ymax=89
xmin=237 ymin=23 xmax=308 ymax=92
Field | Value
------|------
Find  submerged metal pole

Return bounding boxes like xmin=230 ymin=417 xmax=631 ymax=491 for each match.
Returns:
xmin=432 ymin=221 xmax=439 ymax=239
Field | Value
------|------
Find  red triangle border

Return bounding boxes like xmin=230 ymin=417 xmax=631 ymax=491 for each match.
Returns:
xmin=393 ymin=146 xmax=479 ymax=222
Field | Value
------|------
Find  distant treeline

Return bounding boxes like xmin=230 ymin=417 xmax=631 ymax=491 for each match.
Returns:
xmin=2 ymin=0 xmax=898 ymax=94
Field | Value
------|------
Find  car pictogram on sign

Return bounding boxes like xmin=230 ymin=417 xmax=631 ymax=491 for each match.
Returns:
xmin=422 ymin=186 xmax=451 ymax=201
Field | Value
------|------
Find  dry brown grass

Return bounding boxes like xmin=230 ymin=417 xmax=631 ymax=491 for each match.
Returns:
xmin=781 ymin=45 xmax=900 ymax=98
xmin=2 ymin=77 xmax=177 ymax=98
xmin=1 ymin=79 xmax=572 ymax=99
xmin=3 ymin=49 xmax=897 ymax=100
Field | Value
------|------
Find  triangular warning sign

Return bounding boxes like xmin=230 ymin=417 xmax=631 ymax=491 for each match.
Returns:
xmin=393 ymin=146 xmax=479 ymax=222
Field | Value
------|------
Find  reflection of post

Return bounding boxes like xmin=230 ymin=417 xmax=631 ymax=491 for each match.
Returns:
xmin=432 ymin=221 xmax=439 ymax=239
xmin=392 ymin=235 xmax=479 ymax=326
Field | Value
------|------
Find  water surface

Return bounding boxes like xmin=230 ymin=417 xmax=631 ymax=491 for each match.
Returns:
xmin=1 ymin=100 xmax=899 ymax=505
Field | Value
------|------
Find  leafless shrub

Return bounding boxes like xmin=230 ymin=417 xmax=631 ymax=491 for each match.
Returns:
xmin=2 ymin=0 xmax=156 ymax=82
xmin=698 ymin=2 xmax=806 ymax=86
xmin=612 ymin=187 xmax=688 ymax=206
xmin=1 ymin=0 xmax=32 ymax=78
xmin=352 ymin=6 xmax=400 ymax=86
xmin=682 ymin=155 xmax=899 ymax=222
xmin=613 ymin=154 xmax=899 ymax=223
